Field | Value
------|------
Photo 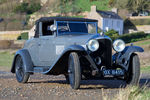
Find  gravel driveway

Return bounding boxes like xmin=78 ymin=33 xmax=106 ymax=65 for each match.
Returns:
xmin=0 ymin=71 xmax=150 ymax=100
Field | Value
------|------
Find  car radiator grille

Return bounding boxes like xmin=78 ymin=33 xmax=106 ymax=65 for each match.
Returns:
xmin=90 ymin=39 xmax=112 ymax=67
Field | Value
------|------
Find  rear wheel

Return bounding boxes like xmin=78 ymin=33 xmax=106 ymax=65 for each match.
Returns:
xmin=68 ymin=52 xmax=81 ymax=89
xmin=125 ymin=54 xmax=140 ymax=85
xmin=15 ymin=55 xmax=30 ymax=83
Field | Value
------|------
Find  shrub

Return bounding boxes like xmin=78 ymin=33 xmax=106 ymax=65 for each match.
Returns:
xmin=105 ymin=29 xmax=119 ymax=40
xmin=106 ymin=31 xmax=150 ymax=43
xmin=108 ymin=0 xmax=115 ymax=6
xmin=105 ymin=30 xmax=150 ymax=43
xmin=119 ymin=32 xmax=147 ymax=43
xmin=14 ymin=2 xmax=41 ymax=14
xmin=27 ymin=3 xmax=41 ymax=14
xmin=17 ymin=32 xmax=28 ymax=40
xmin=14 ymin=2 xmax=29 ymax=13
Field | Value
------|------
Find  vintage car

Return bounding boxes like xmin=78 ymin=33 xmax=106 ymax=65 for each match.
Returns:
xmin=11 ymin=17 xmax=144 ymax=89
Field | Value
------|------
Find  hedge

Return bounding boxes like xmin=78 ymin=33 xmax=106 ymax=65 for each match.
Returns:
xmin=17 ymin=32 xmax=28 ymax=40
xmin=105 ymin=30 xmax=150 ymax=43
xmin=118 ymin=32 xmax=149 ymax=43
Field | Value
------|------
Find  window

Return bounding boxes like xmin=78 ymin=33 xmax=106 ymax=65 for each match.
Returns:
xmin=42 ymin=21 xmax=54 ymax=36
xmin=57 ymin=21 xmax=97 ymax=35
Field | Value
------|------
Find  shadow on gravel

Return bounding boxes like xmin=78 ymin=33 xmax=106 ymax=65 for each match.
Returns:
xmin=28 ymin=80 xmax=67 ymax=84
xmin=80 ymin=80 xmax=127 ymax=89
xmin=1 ymin=71 xmax=150 ymax=89
xmin=139 ymin=78 xmax=150 ymax=87
xmin=27 ymin=78 xmax=150 ymax=89
xmin=28 ymin=79 xmax=127 ymax=89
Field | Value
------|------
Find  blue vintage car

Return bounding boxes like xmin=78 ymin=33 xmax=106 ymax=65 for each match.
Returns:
xmin=11 ymin=17 xmax=144 ymax=89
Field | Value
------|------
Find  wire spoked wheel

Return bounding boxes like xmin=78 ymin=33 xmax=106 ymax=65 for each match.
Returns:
xmin=15 ymin=55 xmax=30 ymax=83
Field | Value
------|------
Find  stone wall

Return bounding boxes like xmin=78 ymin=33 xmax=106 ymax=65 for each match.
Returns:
xmin=136 ymin=25 xmax=150 ymax=33
xmin=129 ymin=16 xmax=150 ymax=19
xmin=0 ymin=30 xmax=29 ymax=40
xmin=125 ymin=25 xmax=150 ymax=33
xmin=0 ymin=40 xmax=25 ymax=49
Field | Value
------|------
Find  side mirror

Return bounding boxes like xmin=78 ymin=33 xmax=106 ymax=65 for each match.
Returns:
xmin=100 ymin=31 xmax=104 ymax=36
xmin=48 ymin=25 xmax=57 ymax=31
xmin=98 ymin=27 xmax=104 ymax=36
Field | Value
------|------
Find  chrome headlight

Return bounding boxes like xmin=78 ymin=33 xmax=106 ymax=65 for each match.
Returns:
xmin=113 ymin=39 xmax=125 ymax=52
xmin=87 ymin=39 xmax=99 ymax=52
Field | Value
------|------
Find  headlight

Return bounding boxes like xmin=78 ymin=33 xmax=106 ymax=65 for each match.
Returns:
xmin=87 ymin=39 xmax=99 ymax=52
xmin=113 ymin=39 xmax=125 ymax=52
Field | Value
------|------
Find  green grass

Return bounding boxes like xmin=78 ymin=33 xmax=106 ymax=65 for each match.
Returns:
xmin=113 ymin=86 xmax=150 ymax=100
xmin=0 ymin=51 xmax=14 ymax=70
xmin=142 ymin=90 xmax=150 ymax=100
xmin=135 ymin=40 xmax=150 ymax=46
xmin=141 ymin=66 xmax=150 ymax=73
xmin=55 ymin=0 xmax=111 ymax=13
xmin=75 ymin=0 xmax=111 ymax=11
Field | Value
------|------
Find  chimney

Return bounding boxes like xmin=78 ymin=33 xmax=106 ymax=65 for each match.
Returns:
xmin=112 ymin=8 xmax=118 ymax=14
xmin=91 ymin=5 xmax=97 ymax=12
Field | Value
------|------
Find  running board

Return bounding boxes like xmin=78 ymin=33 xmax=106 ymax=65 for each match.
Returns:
xmin=33 ymin=66 xmax=50 ymax=73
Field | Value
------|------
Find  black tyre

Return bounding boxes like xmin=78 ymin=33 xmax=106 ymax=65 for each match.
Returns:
xmin=68 ymin=52 xmax=81 ymax=89
xmin=125 ymin=54 xmax=140 ymax=85
xmin=15 ymin=55 xmax=30 ymax=83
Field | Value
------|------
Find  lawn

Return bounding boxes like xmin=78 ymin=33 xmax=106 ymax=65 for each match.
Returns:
xmin=55 ymin=0 xmax=111 ymax=13
xmin=0 ymin=51 xmax=14 ymax=71
xmin=141 ymin=66 xmax=150 ymax=73
xmin=134 ymin=39 xmax=150 ymax=46
xmin=75 ymin=0 xmax=111 ymax=11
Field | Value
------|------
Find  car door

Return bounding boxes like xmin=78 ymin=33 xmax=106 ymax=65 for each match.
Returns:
xmin=38 ymin=21 xmax=56 ymax=66
xmin=38 ymin=36 xmax=55 ymax=66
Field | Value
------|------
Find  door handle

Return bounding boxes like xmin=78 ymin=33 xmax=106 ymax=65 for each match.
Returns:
xmin=38 ymin=44 xmax=41 ymax=46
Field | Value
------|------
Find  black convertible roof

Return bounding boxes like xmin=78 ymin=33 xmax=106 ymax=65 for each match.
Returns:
xmin=36 ymin=17 xmax=98 ymax=23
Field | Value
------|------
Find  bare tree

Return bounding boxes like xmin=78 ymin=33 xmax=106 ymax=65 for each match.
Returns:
xmin=112 ymin=0 xmax=150 ymax=13
xmin=127 ymin=0 xmax=150 ymax=13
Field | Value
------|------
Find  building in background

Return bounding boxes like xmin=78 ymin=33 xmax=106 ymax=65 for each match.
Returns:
xmin=88 ymin=6 xmax=124 ymax=35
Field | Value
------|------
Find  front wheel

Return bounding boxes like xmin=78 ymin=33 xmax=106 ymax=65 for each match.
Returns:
xmin=68 ymin=52 xmax=81 ymax=89
xmin=15 ymin=55 xmax=30 ymax=83
xmin=125 ymin=54 xmax=140 ymax=85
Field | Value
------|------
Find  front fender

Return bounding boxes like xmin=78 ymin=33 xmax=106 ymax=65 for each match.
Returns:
xmin=11 ymin=49 xmax=33 ymax=73
xmin=43 ymin=45 xmax=85 ymax=74
xmin=113 ymin=46 xmax=144 ymax=70
xmin=63 ymin=45 xmax=85 ymax=53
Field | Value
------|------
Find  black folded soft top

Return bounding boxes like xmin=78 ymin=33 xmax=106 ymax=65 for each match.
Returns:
xmin=36 ymin=17 xmax=98 ymax=24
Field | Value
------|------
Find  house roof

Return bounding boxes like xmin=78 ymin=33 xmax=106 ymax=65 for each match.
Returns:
xmin=97 ymin=10 xmax=122 ymax=20
xmin=36 ymin=17 xmax=98 ymax=24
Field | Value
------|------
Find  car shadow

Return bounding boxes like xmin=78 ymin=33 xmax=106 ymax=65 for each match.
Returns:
xmin=139 ymin=78 xmax=150 ymax=87
xmin=28 ymin=80 xmax=67 ymax=84
xmin=28 ymin=77 xmax=150 ymax=89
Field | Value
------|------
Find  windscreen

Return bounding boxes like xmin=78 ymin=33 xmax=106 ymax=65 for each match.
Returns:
xmin=57 ymin=21 xmax=97 ymax=35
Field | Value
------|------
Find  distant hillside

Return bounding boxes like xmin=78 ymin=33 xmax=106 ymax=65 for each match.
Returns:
xmin=0 ymin=0 xmax=111 ymax=31
xmin=38 ymin=0 xmax=111 ymax=14
xmin=74 ymin=0 xmax=110 ymax=11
